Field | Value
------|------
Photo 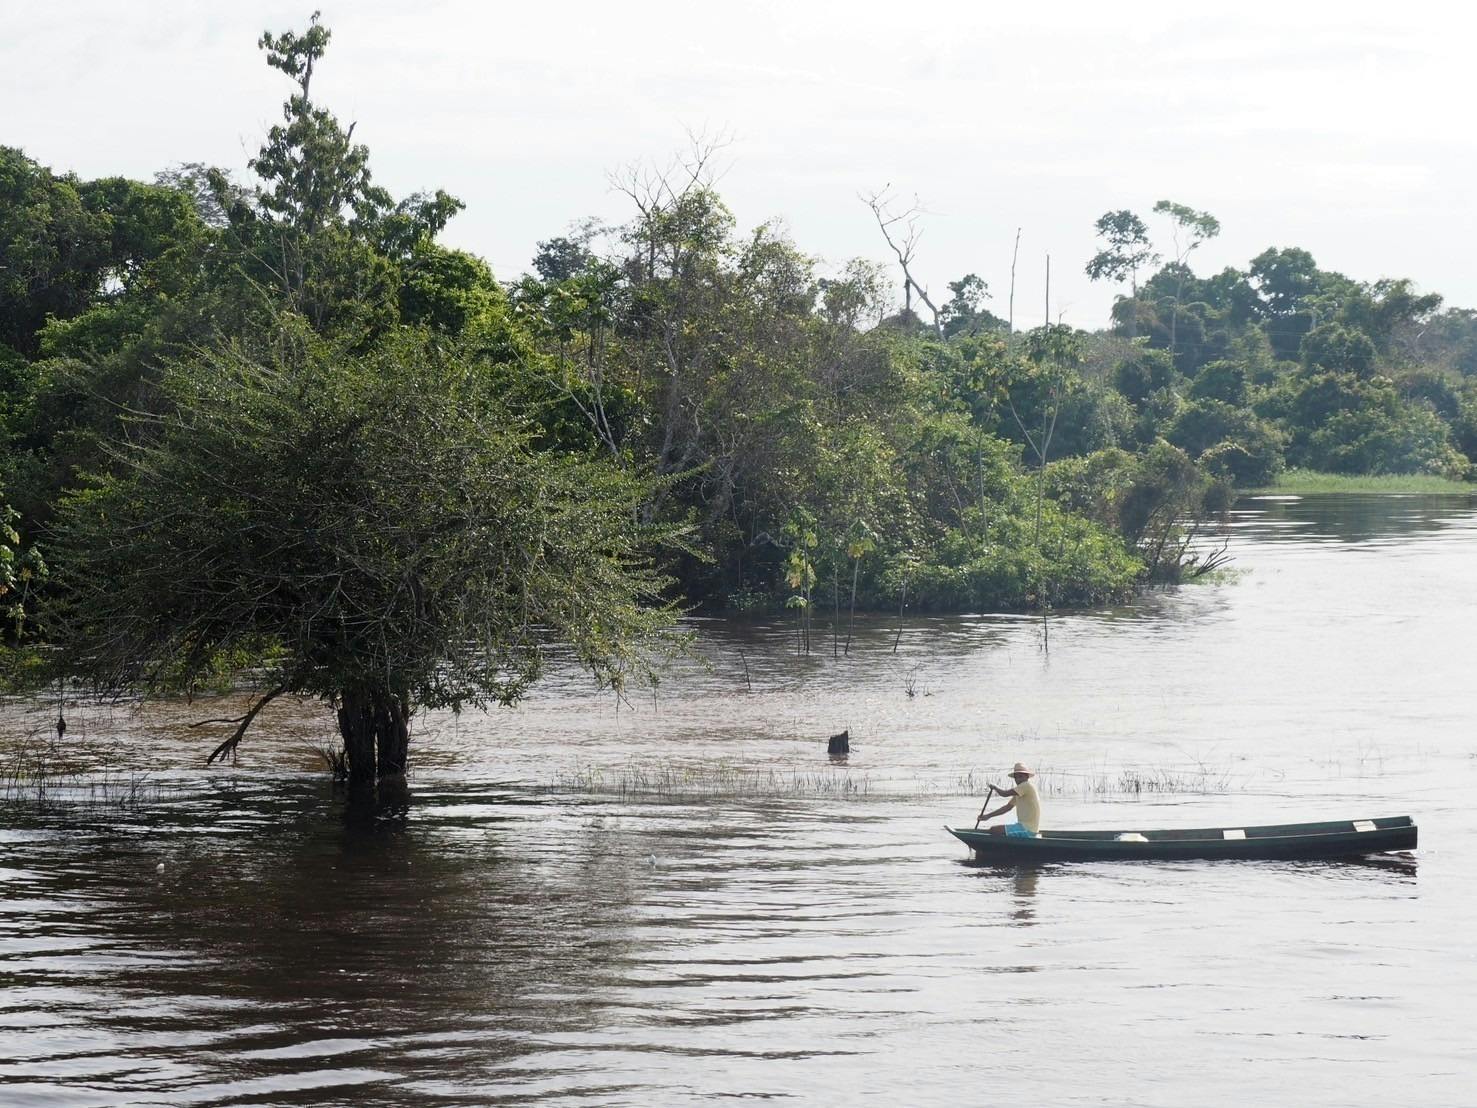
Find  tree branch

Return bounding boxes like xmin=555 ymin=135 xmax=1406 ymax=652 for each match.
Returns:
xmin=862 ymin=188 xmax=944 ymax=338
xmin=202 ymin=682 xmax=291 ymax=766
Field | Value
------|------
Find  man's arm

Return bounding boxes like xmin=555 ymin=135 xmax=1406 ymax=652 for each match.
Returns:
xmin=975 ymin=796 xmax=1018 ymax=826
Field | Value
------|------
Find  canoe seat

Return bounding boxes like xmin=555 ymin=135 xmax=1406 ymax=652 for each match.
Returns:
xmin=1222 ymin=829 xmax=1246 ymax=840
xmin=1115 ymin=833 xmax=1147 ymax=842
xmin=1352 ymin=820 xmax=1376 ymax=832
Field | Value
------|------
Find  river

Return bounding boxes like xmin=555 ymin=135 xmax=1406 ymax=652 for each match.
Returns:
xmin=2 ymin=492 xmax=1475 ymax=1106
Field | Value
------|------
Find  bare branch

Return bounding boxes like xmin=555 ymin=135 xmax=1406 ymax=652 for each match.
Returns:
xmin=861 ymin=188 xmax=944 ymax=338
xmin=203 ymin=683 xmax=290 ymax=765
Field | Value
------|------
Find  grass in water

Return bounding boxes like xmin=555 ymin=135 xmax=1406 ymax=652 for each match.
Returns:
xmin=1244 ymin=469 xmax=1473 ymax=495
xmin=550 ymin=762 xmax=1236 ymax=801
xmin=969 ymin=765 xmax=1234 ymax=799
xmin=0 ymin=736 xmax=160 ymax=811
xmin=548 ymin=763 xmax=874 ymax=799
xmin=1055 ymin=765 xmax=1233 ymax=796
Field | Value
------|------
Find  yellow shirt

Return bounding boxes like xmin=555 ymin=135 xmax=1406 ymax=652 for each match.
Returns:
xmin=1013 ymin=780 xmax=1041 ymax=833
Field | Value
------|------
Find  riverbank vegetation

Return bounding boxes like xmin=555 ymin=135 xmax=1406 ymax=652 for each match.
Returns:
xmin=2 ymin=15 xmax=1473 ymax=780
xmin=1245 ymin=469 xmax=1474 ymax=494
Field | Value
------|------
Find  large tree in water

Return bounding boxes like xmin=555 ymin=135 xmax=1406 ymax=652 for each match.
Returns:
xmin=47 ymin=323 xmax=678 ymax=790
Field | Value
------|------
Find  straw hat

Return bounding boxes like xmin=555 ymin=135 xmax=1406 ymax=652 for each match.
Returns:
xmin=1010 ymin=762 xmax=1033 ymax=777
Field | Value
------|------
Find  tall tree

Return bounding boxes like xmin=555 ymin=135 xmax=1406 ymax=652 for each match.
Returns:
xmin=242 ymin=11 xmax=463 ymax=331
xmin=1085 ymin=209 xmax=1157 ymax=338
xmin=1152 ymin=200 xmax=1220 ymax=360
xmin=940 ymin=273 xmax=996 ymax=338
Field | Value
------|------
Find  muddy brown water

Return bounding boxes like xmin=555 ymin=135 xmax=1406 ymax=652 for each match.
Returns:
xmin=2 ymin=493 xmax=1475 ymax=1106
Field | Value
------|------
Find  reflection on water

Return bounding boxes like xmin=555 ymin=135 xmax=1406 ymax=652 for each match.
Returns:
xmin=2 ymin=493 xmax=1476 ymax=1105
xmin=1233 ymin=490 xmax=1477 ymax=545
xmin=1009 ymin=867 xmax=1040 ymax=925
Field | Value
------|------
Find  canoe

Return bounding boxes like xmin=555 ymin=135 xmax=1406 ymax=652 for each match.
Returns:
xmin=948 ymin=815 xmax=1417 ymax=862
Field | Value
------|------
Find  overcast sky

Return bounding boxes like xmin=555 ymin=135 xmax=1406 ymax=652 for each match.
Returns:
xmin=7 ymin=1 xmax=1473 ymax=328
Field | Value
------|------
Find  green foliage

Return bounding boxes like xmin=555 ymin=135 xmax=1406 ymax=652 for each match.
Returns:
xmin=45 ymin=326 xmax=680 ymax=709
xmin=939 ymin=273 xmax=1002 ymax=337
xmin=1305 ymin=403 xmax=1467 ymax=478
xmin=1188 ymin=360 xmax=1248 ymax=406
xmin=1049 ymin=442 xmax=1232 ymax=582
xmin=1085 ymin=210 xmax=1157 ymax=288
xmin=1 ymin=13 xmax=501 ymax=539
xmin=1197 ymin=427 xmax=1284 ymax=487
xmin=1102 ymin=223 xmax=1471 ymax=482
xmin=1341 ymin=278 xmax=1442 ymax=354
xmin=1247 ymin=468 xmax=1471 ymax=493
xmin=252 ymin=13 xmax=382 ymax=236
xmin=1114 ymin=348 xmax=1177 ymax=408
xmin=1250 ymin=247 xmax=1319 ymax=320
xmin=0 ymin=496 xmax=45 ymax=640
xmin=1301 ymin=323 xmax=1376 ymax=376
xmin=1253 ymin=365 xmax=1465 ymax=476
xmin=908 ymin=500 xmax=1141 ymax=611
xmin=1394 ymin=368 xmax=1461 ymax=420
xmin=500 ymin=181 xmax=1160 ymax=618
xmin=1153 ymin=200 xmax=1221 ymax=248
xmin=0 ymin=147 xmax=112 ymax=358
xmin=399 ymin=242 xmax=506 ymax=334
xmin=1454 ymin=388 xmax=1477 ymax=462
xmin=1166 ymin=398 xmax=1283 ymax=485
xmin=1086 ymin=210 xmax=1157 ymax=339
xmin=1415 ymin=308 xmax=1477 ymax=377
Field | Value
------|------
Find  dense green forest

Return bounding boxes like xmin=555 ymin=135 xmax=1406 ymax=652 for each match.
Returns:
xmin=3 ymin=17 xmax=1475 ymax=776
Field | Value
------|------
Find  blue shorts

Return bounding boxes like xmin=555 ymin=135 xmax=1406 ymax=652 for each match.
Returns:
xmin=1004 ymin=823 xmax=1040 ymax=839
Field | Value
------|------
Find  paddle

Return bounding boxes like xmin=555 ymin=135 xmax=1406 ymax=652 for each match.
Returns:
xmin=973 ymin=784 xmax=997 ymax=829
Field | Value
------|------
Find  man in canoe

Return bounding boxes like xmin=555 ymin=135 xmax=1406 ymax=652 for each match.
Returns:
xmin=974 ymin=763 xmax=1041 ymax=838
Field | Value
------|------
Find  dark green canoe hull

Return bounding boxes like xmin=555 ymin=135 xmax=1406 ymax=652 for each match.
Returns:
xmin=948 ymin=816 xmax=1417 ymax=862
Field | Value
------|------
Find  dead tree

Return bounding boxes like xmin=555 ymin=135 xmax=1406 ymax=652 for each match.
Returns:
xmin=862 ymin=188 xmax=944 ymax=339
xmin=1007 ymin=227 xmax=1021 ymax=334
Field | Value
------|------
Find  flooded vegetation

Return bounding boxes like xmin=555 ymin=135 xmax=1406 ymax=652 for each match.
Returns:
xmin=2 ymin=493 xmax=1474 ymax=1104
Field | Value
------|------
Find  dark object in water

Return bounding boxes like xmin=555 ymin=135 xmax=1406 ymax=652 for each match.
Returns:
xmin=827 ymin=730 xmax=850 ymax=756
xmin=948 ymin=816 xmax=1417 ymax=862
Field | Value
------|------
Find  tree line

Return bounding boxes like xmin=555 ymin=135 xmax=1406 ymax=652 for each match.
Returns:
xmin=1 ymin=14 xmax=1471 ymax=785
xmin=1081 ymin=204 xmax=1475 ymax=483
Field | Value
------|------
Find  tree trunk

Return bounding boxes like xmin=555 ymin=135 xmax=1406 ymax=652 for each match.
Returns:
xmin=377 ymin=695 xmax=410 ymax=777
xmin=337 ymin=689 xmax=377 ymax=790
xmin=833 ymin=570 xmax=840 ymax=659
xmin=893 ymin=576 xmax=907 ymax=654
xmin=1007 ymin=227 xmax=1021 ymax=334
xmin=336 ymin=686 xmax=412 ymax=790
xmin=845 ymin=559 xmax=860 ymax=656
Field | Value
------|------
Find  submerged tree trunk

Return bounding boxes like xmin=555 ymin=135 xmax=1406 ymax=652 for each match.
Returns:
xmin=845 ymin=558 xmax=860 ymax=656
xmin=336 ymin=686 xmax=412 ymax=791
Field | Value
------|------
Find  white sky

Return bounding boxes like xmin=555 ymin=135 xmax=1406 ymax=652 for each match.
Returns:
xmin=6 ymin=0 xmax=1474 ymax=327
